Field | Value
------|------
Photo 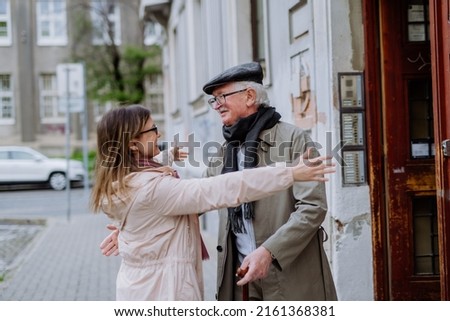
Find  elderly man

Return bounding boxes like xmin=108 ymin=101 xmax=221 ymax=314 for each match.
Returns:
xmin=203 ymin=62 xmax=337 ymax=300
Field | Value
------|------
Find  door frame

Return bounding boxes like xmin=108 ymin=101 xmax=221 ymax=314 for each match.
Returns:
xmin=364 ymin=0 xmax=450 ymax=300
xmin=363 ymin=0 xmax=389 ymax=300
xmin=429 ymin=0 xmax=450 ymax=300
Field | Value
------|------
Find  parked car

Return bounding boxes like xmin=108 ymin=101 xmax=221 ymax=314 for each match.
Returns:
xmin=0 ymin=146 xmax=86 ymax=190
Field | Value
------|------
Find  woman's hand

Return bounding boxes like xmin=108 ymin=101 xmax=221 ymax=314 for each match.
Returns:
xmin=292 ymin=149 xmax=335 ymax=182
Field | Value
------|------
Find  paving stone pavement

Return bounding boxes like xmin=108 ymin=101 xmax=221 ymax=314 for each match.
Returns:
xmin=0 ymin=220 xmax=45 ymax=274
xmin=0 ymin=213 xmax=218 ymax=301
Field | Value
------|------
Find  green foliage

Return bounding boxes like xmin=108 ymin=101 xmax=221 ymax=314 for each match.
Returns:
xmin=81 ymin=45 xmax=162 ymax=105
xmin=71 ymin=150 xmax=97 ymax=175
xmin=70 ymin=3 xmax=162 ymax=106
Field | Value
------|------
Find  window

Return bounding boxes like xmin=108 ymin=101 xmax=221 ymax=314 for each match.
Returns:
xmin=408 ymin=78 xmax=434 ymax=158
xmin=192 ymin=0 xmax=206 ymax=98
xmin=413 ymin=196 xmax=439 ymax=275
xmin=93 ymin=100 xmax=112 ymax=122
xmin=145 ymin=74 xmax=164 ymax=116
xmin=406 ymin=0 xmax=429 ymax=42
xmin=251 ymin=0 xmax=271 ymax=84
xmin=40 ymin=74 xmax=64 ymax=123
xmin=91 ymin=0 xmax=121 ymax=45
xmin=144 ymin=21 xmax=162 ymax=46
xmin=0 ymin=74 xmax=14 ymax=124
xmin=0 ymin=0 xmax=11 ymax=46
xmin=11 ymin=151 xmax=35 ymax=160
xmin=0 ymin=75 xmax=13 ymax=123
xmin=36 ymin=0 xmax=68 ymax=46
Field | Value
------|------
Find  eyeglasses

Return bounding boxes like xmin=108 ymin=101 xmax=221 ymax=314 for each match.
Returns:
xmin=207 ymin=88 xmax=247 ymax=108
xmin=139 ymin=125 xmax=158 ymax=135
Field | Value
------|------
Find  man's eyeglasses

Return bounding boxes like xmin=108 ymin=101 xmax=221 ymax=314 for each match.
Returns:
xmin=139 ymin=125 xmax=158 ymax=135
xmin=207 ymin=88 xmax=247 ymax=108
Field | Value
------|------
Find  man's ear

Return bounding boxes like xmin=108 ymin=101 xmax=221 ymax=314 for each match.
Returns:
xmin=246 ymin=88 xmax=257 ymax=107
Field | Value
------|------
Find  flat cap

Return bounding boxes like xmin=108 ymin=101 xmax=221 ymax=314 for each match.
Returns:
xmin=203 ymin=62 xmax=263 ymax=94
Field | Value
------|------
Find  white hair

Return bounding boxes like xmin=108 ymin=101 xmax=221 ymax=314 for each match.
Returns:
xmin=234 ymin=81 xmax=270 ymax=107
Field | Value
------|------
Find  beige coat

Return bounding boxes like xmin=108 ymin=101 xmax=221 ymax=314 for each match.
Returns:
xmin=206 ymin=121 xmax=338 ymax=300
xmin=102 ymin=165 xmax=295 ymax=300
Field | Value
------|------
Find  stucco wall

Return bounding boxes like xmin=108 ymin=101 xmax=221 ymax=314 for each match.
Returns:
xmin=328 ymin=0 xmax=373 ymax=300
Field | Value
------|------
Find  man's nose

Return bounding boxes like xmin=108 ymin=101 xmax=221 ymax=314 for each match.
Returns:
xmin=213 ymin=101 xmax=223 ymax=110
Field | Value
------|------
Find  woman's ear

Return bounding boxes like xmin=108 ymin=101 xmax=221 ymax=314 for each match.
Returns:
xmin=129 ymin=141 xmax=138 ymax=151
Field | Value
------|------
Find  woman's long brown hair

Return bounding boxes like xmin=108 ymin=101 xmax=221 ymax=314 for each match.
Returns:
xmin=90 ymin=105 xmax=151 ymax=213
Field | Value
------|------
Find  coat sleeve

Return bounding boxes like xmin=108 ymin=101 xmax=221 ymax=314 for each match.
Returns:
xmin=140 ymin=164 xmax=294 ymax=216
xmin=261 ymin=129 xmax=328 ymax=270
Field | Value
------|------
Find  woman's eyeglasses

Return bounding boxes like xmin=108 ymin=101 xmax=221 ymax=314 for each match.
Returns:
xmin=139 ymin=125 xmax=158 ymax=135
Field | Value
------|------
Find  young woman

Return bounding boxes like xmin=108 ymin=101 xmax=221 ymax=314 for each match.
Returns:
xmin=91 ymin=105 xmax=334 ymax=301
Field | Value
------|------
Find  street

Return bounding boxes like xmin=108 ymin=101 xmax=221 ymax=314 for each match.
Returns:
xmin=0 ymin=187 xmax=91 ymax=219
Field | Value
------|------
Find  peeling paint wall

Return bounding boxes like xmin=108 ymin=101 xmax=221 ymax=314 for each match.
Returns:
xmin=264 ymin=0 xmax=373 ymax=300
xmin=334 ymin=213 xmax=373 ymax=299
xmin=328 ymin=0 xmax=374 ymax=300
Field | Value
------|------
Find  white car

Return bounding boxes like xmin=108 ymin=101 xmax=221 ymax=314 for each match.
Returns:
xmin=0 ymin=146 xmax=86 ymax=191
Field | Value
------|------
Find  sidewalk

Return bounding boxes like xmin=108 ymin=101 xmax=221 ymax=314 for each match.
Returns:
xmin=0 ymin=214 xmax=218 ymax=301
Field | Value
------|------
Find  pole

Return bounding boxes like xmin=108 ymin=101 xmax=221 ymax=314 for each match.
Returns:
xmin=65 ymin=67 xmax=71 ymax=222
xmin=81 ymin=62 xmax=89 ymax=197
xmin=81 ymin=107 xmax=89 ymax=197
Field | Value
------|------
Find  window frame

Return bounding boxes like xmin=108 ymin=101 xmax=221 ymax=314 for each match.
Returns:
xmin=93 ymin=100 xmax=112 ymax=122
xmin=0 ymin=0 xmax=12 ymax=46
xmin=39 ymin=74 xmax=64 ymax=124
xmin=251 ymin=0 xmax=272 ymax=85
xmin=144 ymin=21 xmax=162 ymax=46
xmin=144 ymin=73 xmax=164 ymax=117
xmin=0 ymin=74 xmax=14 ymax=124
xmin=36 ymin=0 xmax=68 ymax=46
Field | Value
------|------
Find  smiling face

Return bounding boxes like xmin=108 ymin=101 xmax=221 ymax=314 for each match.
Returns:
xmin=129 ymin=118 xmax=161 ymax=159
xmin=211 ymin=83 xmax=259 ymax=126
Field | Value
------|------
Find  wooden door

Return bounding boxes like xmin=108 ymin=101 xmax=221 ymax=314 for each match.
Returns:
xmin=379 ymin=0 xmax=440 ymax=300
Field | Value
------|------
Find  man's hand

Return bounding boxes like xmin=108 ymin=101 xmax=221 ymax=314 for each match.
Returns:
xmin=100 ymin=224 xmax=119 ymax=256
xmin=236 ymin=246 xmax=272 ymax=286
xmin=172 ymin=146 xmax=188 ymax=161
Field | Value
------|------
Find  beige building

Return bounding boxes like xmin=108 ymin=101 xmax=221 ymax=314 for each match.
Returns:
xmin=0 ymin=0 xmax=164 ymax=156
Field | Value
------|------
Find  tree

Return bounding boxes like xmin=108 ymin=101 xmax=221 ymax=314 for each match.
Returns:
xmin=70 ymin=0 xmax=161 ymax=105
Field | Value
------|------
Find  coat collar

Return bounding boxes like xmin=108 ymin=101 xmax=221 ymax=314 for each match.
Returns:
xmin=258 ymin=122 xmax=279 ymax=152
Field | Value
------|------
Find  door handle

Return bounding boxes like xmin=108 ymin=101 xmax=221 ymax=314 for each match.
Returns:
xmin=442 ymin=139 xmax=450 ymax=157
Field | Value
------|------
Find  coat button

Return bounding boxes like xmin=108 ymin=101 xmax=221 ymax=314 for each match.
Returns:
xmin=216 ymin=245 xmax=223 ymax=252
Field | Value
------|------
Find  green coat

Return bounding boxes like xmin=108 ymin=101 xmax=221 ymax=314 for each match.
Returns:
xmin=206 ymin=121 xmax=338 ymax=300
